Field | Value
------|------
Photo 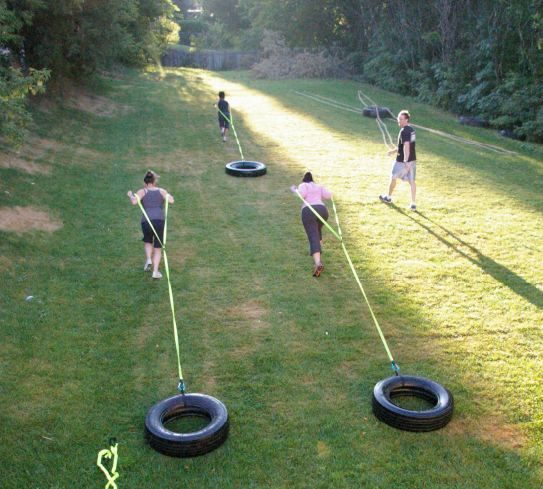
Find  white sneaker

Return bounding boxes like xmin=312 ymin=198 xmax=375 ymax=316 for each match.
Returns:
xmin=144 ymin=260 xmax=152 ymax=271
xmin=152 ymin=271 xmax=163 ymax=279
xmin=379 ymin=195 xmax=392 ymax=203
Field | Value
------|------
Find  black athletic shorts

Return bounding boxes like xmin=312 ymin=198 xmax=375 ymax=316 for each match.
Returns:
xmin=218 ymin=115 xmax=230 ymax=128
xmin=141 ymin=219 xmax=165 ymax=248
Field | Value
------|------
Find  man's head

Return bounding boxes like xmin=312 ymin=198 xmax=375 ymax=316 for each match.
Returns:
xmin=397 ymin=110 xmax=410 ymax=127
xmin=219 ymin=91 xmax=225 ymax=99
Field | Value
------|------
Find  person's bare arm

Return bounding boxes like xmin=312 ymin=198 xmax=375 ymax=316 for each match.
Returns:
xmin=127 ymin=188 xmax=145 ymax=205
xmin=403 ymin=141 xmax=411 ymax=165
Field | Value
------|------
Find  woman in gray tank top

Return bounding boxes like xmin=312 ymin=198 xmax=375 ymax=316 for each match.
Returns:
xmin=127 ymin=170 xmax=175 ymax=279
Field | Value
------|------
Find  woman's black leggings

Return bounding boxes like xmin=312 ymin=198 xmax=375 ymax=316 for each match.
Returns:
xmin=301 ymin=205 xmax=329 ymax=255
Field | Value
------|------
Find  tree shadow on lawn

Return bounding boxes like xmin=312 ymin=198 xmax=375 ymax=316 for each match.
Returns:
xmin=390 ymin=204 xmax=543 ymax=310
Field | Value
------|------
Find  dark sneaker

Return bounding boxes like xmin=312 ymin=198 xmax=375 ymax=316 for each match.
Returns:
xmin=410 ymin=204 xmax=417 ymax=210
xmin=379 ymin=195 xmax=392 ymax=204
xmin=313 ymin=264 xmax=324 ymax=277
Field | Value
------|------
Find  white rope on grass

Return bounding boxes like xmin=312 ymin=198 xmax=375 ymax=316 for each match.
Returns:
xmin=357 ymin=90 xmax=395 ymax=150
xmin=356 ymin=89 xmax=517 ymax=156
xmin=296 ymin=89 xmax=517 ymax=156
xmin=294 ymin=91 xmax=363 ymax=115
xmin=302 ymin=91 xmax=364 ymax=113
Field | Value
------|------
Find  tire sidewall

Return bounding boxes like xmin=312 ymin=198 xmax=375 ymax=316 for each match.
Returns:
xmin=372 ymin=375 xmax=454 ymax=430
xmin=225 ymin=160 xmax=267 ymax=177
xmin=145 ymin=393 xmax=228 ymax=445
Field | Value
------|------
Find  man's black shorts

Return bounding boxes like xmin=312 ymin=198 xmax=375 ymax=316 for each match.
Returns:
xmin=218 ymin=115 xmax=230 ymax=129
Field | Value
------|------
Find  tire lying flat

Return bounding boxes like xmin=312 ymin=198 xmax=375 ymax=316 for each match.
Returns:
xmin=145 ymin=393 xmax=229 ymax=457
xmin=362 ymin=107 xmax=393 ymax=119
xmin=225 ymin=160 xmax=267 ymax=177
xmin=372 ymin=375 xmax=453 ymax=432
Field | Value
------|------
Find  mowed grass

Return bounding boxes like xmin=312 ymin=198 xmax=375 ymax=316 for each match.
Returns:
xmin=0 ymin=67 xmax=541 ymax=488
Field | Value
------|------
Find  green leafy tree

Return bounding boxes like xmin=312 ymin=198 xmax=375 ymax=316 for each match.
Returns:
xmin=18 ymin=0 xmax=178 ymax=77
xmin=0 ymin=0 xmax=49 ymax=144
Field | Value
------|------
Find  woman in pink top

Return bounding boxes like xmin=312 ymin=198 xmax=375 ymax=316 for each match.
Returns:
xmin=291 ymin=172 xmax=332 ymax=277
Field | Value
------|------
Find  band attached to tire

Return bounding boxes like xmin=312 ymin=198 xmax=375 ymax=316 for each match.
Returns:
xmin=372 ymin=375 xmax=454 ymax=432
xmin=145 ymin=393 xmax=229 ymax=457
xmin=225 ymin=160 xmax=267 ymax=177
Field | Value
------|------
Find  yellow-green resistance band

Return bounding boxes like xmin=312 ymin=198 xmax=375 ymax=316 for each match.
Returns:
xmin=295 ymin=189 xmax=400 ymax=374
xmin=218 ymin=107 xmax=245 ymax=161
xmin=136 ymin=195 xmax=185 ymax=391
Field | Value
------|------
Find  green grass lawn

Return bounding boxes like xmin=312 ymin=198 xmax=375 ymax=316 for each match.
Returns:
xmin=0 ymin=67 xmax=542 ymax=488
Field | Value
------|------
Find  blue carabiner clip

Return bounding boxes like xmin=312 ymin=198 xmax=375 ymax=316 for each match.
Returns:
xmin=391 ymin=361 xmax=400 ymax=376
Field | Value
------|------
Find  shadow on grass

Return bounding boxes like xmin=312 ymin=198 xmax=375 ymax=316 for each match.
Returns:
xmin=390 ymin=204 xmax=543 ymax=310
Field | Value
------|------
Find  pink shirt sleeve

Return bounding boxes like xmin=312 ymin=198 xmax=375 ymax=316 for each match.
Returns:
xmin=298 ymin=182 xmax=309 ymax=199
xmin=321 ymin=186 xmax=332 ymax=199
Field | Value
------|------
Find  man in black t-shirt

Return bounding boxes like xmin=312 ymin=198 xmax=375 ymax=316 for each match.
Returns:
xmin=217 ymin=91 xmax=230 ymax=142
xmin=379 ymin=110 xmax=417 ymax=210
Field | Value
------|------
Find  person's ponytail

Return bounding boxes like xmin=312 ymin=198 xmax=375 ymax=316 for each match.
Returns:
xmin=144 ymin=170 xmax=156 ymax=184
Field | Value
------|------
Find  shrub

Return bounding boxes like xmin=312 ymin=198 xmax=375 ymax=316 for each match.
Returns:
xmin=251 ymin=30 xmax=349 ymax=79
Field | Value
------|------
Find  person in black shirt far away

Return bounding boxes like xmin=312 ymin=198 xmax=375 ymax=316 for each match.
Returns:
xmin=379 ymin=110 xmax=417 ymax=210
xmin=216 ymin=91 xmax=230 ymax=142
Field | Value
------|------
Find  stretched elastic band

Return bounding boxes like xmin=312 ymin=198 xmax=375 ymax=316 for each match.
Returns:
xmin=136 ymin=195 xmax=184 ymax=386
xmin=293 ymin=190 xmax=399 ymax=371
xmin=218 ymin=107 xmax=245 ymax=160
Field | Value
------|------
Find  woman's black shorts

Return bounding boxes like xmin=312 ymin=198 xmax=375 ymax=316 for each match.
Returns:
xmin=141 ymin=219 xmax=165 ymax=248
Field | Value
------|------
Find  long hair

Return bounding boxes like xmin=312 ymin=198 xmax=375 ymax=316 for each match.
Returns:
xmin=302 ymin=172 xmax=314 ymax=183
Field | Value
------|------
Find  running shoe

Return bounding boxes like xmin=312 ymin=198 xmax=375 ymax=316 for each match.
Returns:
xmin=313 ymin=264 xmax=324 ymax=277
xmin=379 ymin=195 xmax=392 ymax=203
xmin=152 ymin=271 xmax=163 ymax=279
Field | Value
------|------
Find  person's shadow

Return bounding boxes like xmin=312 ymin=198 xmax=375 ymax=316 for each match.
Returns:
xmin=390 ymin=205 xmax=543 ymax=310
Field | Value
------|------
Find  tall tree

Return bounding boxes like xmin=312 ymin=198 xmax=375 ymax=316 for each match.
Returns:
xmin=1 ymin=0 xmax=49 ymax=144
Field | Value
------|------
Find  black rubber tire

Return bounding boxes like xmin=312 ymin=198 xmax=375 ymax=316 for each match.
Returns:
xmin=499 ymin=129 xmax=526 ymax=141
xmin=372 ymin=375 xmax=453 ymax=432
xmin=458 ymin=115 xmax=489 ymax=128
xmin=145 ymin=393 xmax=229 ymax=457
xmin=362 ymin=107 xmax=393 ymax=119
xmin=225 ymin=160 xmax=267 ymax=177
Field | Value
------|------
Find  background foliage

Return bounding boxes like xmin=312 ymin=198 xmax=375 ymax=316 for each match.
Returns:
xmin=0 ymin=0 xmax=178 ymax=142
xmin=2 ymin=0 xmax=543 ymax=143
xmin=196 ymin=0 xmax=543 ymax=142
